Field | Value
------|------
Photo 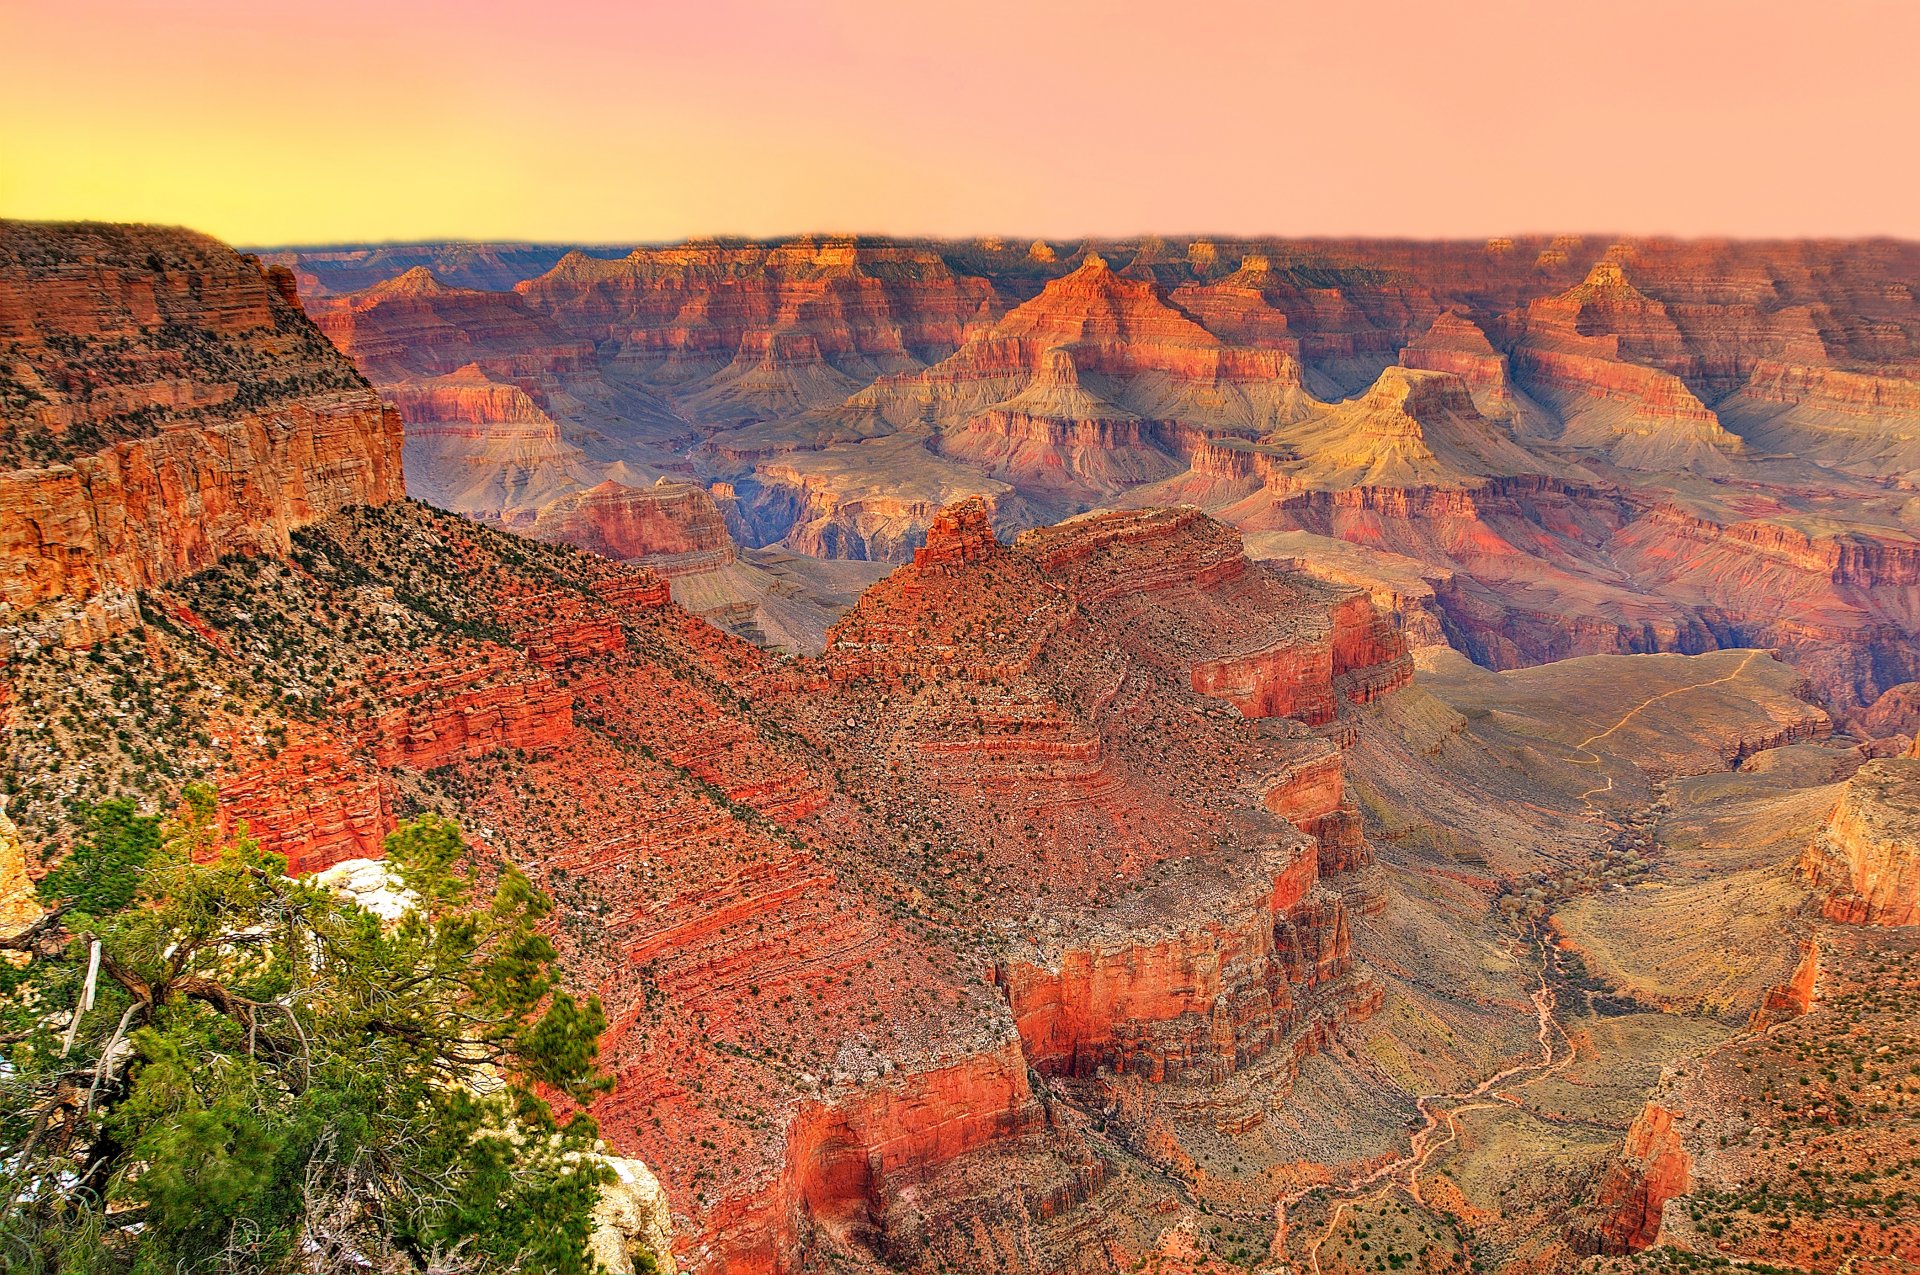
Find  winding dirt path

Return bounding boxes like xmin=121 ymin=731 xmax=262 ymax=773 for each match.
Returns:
xmin=1269 ymin=661 xmax=1773 ymax=1272
xmin=1272 ymin=934 xmax=1578 ymax=1274
xmin=1566 ymin=650 xmax=1765 ymax=805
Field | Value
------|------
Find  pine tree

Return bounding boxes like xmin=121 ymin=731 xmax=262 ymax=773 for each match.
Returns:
xmin=0 ymin=785 xmax=611 ymax=1274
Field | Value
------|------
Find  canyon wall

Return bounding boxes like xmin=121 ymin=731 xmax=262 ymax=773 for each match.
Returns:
xmin=1801 ymin=756 xmax=1920 ymax=926
xmin=0 ymin=221 xmax=404 ymax=642
xmin=1569 ymin=1101 xmax=1692 ymax=1255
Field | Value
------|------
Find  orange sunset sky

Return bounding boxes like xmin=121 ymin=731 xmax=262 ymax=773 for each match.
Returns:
xmin=4 ymin=0 xmax=1918 ymax=246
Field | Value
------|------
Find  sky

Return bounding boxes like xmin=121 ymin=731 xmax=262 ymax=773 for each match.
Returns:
xmin=4 ymin=0 xmax=1918 ymax=246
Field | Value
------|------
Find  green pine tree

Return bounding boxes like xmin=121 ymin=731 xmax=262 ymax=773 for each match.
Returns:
xmin=1 ymin=785 xmax=612 ymax=1274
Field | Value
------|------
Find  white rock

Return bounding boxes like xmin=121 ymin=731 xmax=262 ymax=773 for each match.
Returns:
xmin=589 ymin=1155 xmax=676 ymax=1274
xmin=313 ymin=857 xmax=416 ymax=922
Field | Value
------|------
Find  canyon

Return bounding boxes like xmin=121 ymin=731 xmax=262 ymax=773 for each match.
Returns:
xmin=5 ymin=220 xmax=1920 ymax=1275
xmin=268 ymin=232 xmax=1920 ymax=729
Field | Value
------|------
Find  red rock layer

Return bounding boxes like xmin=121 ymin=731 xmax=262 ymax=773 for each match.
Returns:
xmin=521 ymin=238 xmax=994 ymax=360
xmin=219 ymin=734 xmax=393 ymax=874
xmin=802 ymin=497 xmax=1393 ymax=1091
xmin=528 ymin=479 xmax=736 ymax=571
xmin=1800 ymin=757 xmax=1920 ymax=926
xmin=937 ymin=347 xmax=1183 ymax=498
xmin=1738 ymin=359 xmax=1920 ymax=417
xmin=168 ymin=496 xmax=1400 ymax=1273
xmin=1017 ymin=505 xmax=1410 ymax=729
xmin=1571 ymin=1101 xmax=1693 ymax=1255
xmin=514 ymin=237 xmax=998 ymax=432
xmin=887 ymin=254 xmax=1310 ymax=434
xmin=1398 ymin=309 xmax=1524 ymax=419
xmin=997 ymin=839 xmax=1363 ymax=1086
xmin=0 ymin=222 xmax=405 ymax=640
xmin=312 ymin=266 xmax=591 ymax=382
xmin=1169 ymin=251 xmax=1441 ymax=393
xmin=1748 ymin=939 xmax=1820 ymax=1032
xmin=0 ymin=395 xmax=403 ymax=632
xmin=365 ymin=649 xmax=574 ymax=770
xmin=1503 ymin=260 xmax=1745 ymax=467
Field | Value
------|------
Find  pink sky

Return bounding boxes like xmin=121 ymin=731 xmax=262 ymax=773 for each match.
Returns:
xmin=3 ymin=0 xmax=1917 ymax=244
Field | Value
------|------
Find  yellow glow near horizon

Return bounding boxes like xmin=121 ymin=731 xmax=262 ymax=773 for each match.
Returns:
xmin=5 ymin=0 xmax=1919 ymax=246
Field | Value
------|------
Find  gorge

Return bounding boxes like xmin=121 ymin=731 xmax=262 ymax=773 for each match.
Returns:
xmin=3 ymin=219 xmax=1918 ymax=1275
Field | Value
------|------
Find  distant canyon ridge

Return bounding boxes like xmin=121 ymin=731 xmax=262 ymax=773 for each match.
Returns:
xmin=252 ymin=233 xmax=1920 ymax=733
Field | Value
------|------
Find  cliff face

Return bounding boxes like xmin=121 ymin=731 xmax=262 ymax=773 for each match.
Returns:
xmin=1398 ymin=309 xmax=1523 ymax=420
xmin=527 ymin=478 xmax=736 ymax=572
xmin=1748 ymin=939 xmax=1821 ymax=1031
xmin=0 ymin=799 xmax=40 ymax=939
xmin=0 ymin=221 xmax=404 ymax=641
xmin=1801 ymin=756 xmax=1920 ymax=926
xmin=276 ymin=232 xmax=1920 ymax=725
xmin=311 ymin=266 xmax=589 ymax=382
xmin=9 ymin=478 xmax=1404 ymax=1273
xmin=854 ymin=254 xmax=1313 ymax=504
xmin=1504 ymin=261 xmax=1746 ymax=472
xmin=1570 ymin=1101 xmax=1692 ymax=1255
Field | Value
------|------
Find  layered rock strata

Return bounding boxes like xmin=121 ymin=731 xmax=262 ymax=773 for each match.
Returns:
xmin=0 ymin=221 xmax=404 ymax=641
xmin=1801 ymin=756 xmax=1920 ymax=926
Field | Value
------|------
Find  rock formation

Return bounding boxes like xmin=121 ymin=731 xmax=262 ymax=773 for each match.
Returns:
xmin=1503 ymin=260 xmax=1747 ymax=471
xmin=0 ymin=798 xmax=39 ymax=939
xmin=1748 ymin=938 xmax=1820 ymax=1031
xmin=1801 ymin=755 xmax=1920 ymax=925
xmin=1263 ymin=366 xmax=1548 ymax=490
xmin=1569 ymin=1101 xmax=1692 ymax=1255
xmin=515 ymin=236 xmax=997 ymax=423
xmin=589 ymin=1156 xmax=678 ymax=1275
xmin=6 ymin=354 xmax=1404 ymax=1275
xmin=277 ymin=231 xmax=1920 ymax=724
xmin=528 ymin=478 xmax=735 ymax=572
xmin=0 ymin=221 xmax=404 ymax=642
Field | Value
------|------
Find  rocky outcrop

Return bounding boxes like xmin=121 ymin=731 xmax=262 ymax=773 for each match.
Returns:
xmin=517 ymin=237 xmax=996 ymax=424
xmin=938 ymin=347 xmax=1182 ymax=498
xmin=312 ymin=267 xmax=589 ymax=382
xmin=1398 ymin=310 xmax=1517 ymax=416
xmin=1170 ymin=251 xmax=1440 ymax=394
xmin=1017 ymin=505 xmax=1410 ymax=728
xmin=220 ymin=736 xmax=394 ymax=876
xmin=0 ymin=221 xmax=404 ymax=642
xmin=739 ymin=436 xmax=1011 ymax=561
xmin=1264 ymin=366 xmax=1548 ymax=491
xmin=1861 ymin=681 xmax=1920 ymax=743
xmin=1570 ymin=1101 xmax=1692 ymax=1255
xmin=528 ymin=478 xmax=736 ymax=572
xmin=1749 ymin=939 xmax=1820 ymax=1031
xmin=0 ymin=798 xmax=39 ymax=938
xmin=1718 ymin=360 xmax=1920 ymax=481
xmin=1801 ymin=756 xmax=1920 ymax=926
xmin=1000 ymin=842 xmax=1341 ymax=1083
xmin=1506 ymin=261 xmax=1745 ymax=470
xmin=365 ymin=650 xmax=574 ymax=770
xmin=590 ymin=1156 xmax=678 ymax=1275
xmin=391 ymin=364 xmax=600 ymax=519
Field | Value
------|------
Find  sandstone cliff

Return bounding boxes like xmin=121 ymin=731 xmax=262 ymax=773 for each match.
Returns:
xmin=1569 ymin=1101 xmax=1692 ymax=1255
xmin=1800 ymin=755 xmax=1920 ymax=926
xmin=0 ymin=220 xmax=404 ymax=642
xmin=528 ymin=478 xmax=736 ymax=572
xmin=7 ymin=485 xmax=1405 ymax=1273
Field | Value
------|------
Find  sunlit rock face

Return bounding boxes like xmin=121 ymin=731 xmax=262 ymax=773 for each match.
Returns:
xmin=0 ymin=221 xmax=403 ymax=642
xmin=1802 ymin=756 xmax=1920 ymax=926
